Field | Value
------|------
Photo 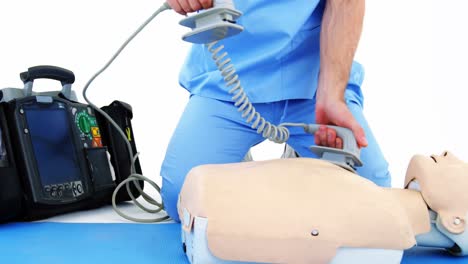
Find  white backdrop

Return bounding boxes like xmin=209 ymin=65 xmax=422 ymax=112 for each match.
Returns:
xmin=0 ymin=0 xmax=465 ymax=188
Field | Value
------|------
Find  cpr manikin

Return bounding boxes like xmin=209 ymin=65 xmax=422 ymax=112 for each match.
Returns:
xmin=178 ymin=151 xmax=468 ymax=264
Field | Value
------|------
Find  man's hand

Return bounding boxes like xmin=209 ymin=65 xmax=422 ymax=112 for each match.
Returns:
xmin=315 ymin=93 xmax=368 ymax=149
xmin=316 ymin=0 xmax=366 ymax=149
xmin=167 ymin=0 xmax=213 ymax=15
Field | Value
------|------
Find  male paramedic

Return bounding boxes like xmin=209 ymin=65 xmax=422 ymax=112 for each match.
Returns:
xmin=161 ymin=0 xmax=390 ymax=222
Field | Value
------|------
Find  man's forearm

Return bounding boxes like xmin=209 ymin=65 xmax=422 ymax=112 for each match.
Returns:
xmin=318 ymin=0 xmax=365 ymax=101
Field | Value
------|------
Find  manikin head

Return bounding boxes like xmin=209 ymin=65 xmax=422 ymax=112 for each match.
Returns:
xmin=405 ymin=151 xmax=468 ymax=255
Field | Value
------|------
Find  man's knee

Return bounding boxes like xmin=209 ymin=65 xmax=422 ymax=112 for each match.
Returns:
xmin=161 ymin=177 xmax=182 ymax=222
xmin=160 ymin=159 xmax=190 ymax=223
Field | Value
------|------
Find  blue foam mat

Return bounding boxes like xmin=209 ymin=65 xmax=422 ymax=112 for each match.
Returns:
xmin=0 ymin=222 xmax=188 ymax=264
xmin=0 ymin=222 xmax=467 ymax=264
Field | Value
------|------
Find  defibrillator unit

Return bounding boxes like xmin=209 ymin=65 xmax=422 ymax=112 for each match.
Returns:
xmin=0 ymin=66 xmax=143 ymax=222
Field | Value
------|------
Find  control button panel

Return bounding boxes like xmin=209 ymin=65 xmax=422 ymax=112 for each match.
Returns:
xmin=43 ymin=181 xmax=84 ymax=200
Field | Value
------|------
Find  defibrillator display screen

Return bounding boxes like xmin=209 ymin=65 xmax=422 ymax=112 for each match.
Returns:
xmin=24 ymin=104 xmax=81 ymax=186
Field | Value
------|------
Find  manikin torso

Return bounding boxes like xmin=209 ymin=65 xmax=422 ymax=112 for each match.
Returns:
xmin=178 ymin=151 xmax=468 ymax=264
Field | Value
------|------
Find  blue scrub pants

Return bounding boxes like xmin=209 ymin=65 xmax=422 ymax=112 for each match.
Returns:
xmin=160 ymin=90 xmax=391 ymax=222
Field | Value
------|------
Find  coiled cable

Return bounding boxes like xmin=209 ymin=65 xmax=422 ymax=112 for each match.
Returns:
xmin=207 ymin=41 xmax=308 ymax=143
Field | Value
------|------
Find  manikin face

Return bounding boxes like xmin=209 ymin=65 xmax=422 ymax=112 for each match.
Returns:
xmin=406 ymin=151 xmax=468 ymax=234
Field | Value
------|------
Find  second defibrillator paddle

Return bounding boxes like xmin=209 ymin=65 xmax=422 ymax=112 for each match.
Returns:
xmin=303 ymin=124 xmax=363 ymax=172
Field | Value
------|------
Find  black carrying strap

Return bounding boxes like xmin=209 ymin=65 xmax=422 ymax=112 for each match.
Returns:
xmin=96 ymin=101 xmax=143 ymax=202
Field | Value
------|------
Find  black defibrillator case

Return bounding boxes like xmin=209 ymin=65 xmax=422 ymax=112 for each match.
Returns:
xmin=0 ymin=106 xmax=23 ymax=222
xmin=0 ymin=66 xmax=143 ymax=222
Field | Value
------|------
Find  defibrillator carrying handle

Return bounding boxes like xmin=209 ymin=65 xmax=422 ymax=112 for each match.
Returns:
xmin=304 ymin=124 xmax=363 ymax=172
xmin=20 ymin=65 xmax=75 ymax=98
xmin=20 ymin=65 xmax=75 ymax=85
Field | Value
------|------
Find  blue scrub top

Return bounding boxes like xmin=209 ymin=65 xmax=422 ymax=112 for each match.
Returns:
xmin=179 ymin=0 xmax=364 ymax=103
